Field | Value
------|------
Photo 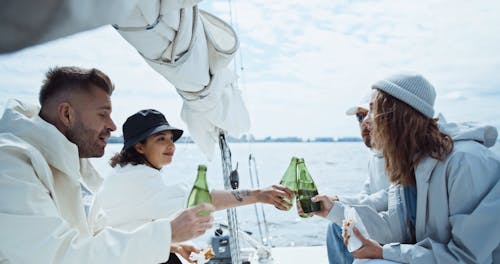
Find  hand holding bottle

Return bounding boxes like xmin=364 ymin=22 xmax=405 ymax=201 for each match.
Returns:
xmin=310 ymin=194 xmax=336 ymax=218
xmin=170 ymin=203 xmax=215 ymax=243
xmin=278 ymin=157 xmax=321 ymax=216
xmin=296 ymin=158 xmax=321 ymax=215
xmin=256 ymin=184 xmax=294 ymax=210
xmin=297 ymin=198 xmax=319 ymax=218
xmin=279 ymin=157 xmax=299 ymax=208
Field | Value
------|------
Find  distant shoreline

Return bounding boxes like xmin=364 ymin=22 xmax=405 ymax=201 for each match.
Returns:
xmin=107 ymin=136 xmax=500 ymax=145
xmin=107 ymin=136 xmax=363 ymax=144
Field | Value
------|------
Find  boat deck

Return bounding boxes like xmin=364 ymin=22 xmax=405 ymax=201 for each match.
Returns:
xmin=180 ymin=245 xmax=329 ymax=263
xmin=270 ymin=246 xmax=328 ymax=263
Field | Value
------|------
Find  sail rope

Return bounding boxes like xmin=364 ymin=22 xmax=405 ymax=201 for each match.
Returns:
xmin=248 ymin=154 xmax=273 ymax=247
xmin=218 ymin=131 xmax=241 ymax=263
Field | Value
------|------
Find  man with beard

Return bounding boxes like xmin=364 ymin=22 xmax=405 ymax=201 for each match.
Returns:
xmin=0 ymin=66 xmax=214 ymax=263
xmin=318 ymin=94 xmax=391 ymax=264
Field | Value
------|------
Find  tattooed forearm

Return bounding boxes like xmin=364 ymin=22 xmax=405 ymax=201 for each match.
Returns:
xmin=231 ymin=190 xmax=251 ymax=202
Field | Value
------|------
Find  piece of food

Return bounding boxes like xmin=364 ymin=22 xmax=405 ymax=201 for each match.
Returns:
xmin=342 ymin=218 xmax=353 ymax=242
xmin=203 ymin=245 xmax=215 ymax=260
xmin=190 ymin=245 xmax=216 ymax=263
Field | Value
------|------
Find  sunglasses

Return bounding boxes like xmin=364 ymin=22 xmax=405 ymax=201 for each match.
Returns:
xmin=355 ymin=112 xmax=368 ymax=123
xmin=356 ymin=110 xmax=394 ymax=123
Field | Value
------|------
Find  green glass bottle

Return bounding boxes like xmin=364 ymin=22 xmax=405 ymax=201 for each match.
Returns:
xmin=296 ymin=158 xmax=321 ymax=217
xmin=187 ymin=165 xmax=212 ymax=216
xmin=279 ymin=157 xmax=299 ymax=210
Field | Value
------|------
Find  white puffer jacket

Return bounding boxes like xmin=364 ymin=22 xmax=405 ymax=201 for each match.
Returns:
xmin=0 ymin=99 xmax=173 ymax=263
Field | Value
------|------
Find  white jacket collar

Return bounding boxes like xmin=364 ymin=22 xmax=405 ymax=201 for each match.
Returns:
xmin=0 ymin=99 xmax=102 ymax=188
xmin=113 ymin=163 xmax=162 ymax=178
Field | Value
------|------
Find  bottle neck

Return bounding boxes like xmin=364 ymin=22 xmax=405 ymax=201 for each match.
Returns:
xmin=194 ymin=171 xmax=209 ymax=189
xmin=297 ymin=163 xmax=316 ymax=189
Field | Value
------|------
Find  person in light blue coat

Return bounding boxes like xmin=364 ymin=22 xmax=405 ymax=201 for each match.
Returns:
xmin=335 ymin=73 xmax=500 ymax=263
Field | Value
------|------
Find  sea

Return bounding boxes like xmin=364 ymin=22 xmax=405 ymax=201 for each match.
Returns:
xmin=90 ymin=142 xmax=500 ymax=248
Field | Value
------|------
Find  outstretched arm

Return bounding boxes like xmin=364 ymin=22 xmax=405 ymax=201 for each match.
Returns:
xmin=210 ymin=185 xmax=293 ymax=211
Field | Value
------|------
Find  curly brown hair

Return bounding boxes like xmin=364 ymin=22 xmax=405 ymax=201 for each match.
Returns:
xmin=109 ymin=139 xmax=147 ymax=168
xmin=371 ymin=90 xmax=453 ymax=186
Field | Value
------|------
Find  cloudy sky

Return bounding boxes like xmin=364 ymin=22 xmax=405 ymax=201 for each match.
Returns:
xmin=1 ymin=0 xmax=499 ymax=139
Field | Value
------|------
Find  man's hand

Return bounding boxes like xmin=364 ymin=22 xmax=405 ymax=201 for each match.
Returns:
xmin=351 ymin=227 xmax=383 ymax=259
xmin=170 ymin=203 xmax=215 ymax=243
xmin=171 ymin=243 xmax=201 ymax=263
xmin=256 ymin=185 xmax=294 ymax=210
xmin=310 ymin=194 xmax=335 ymax=217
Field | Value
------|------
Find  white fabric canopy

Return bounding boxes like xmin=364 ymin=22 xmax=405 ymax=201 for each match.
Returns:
xmin=1 ymin=0 xmax=251 ymax=159
xmin=114 ymin=1 xmax=250 ymax=159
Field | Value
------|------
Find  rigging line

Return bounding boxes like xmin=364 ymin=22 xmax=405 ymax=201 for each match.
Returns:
xmin=248 ymin=154 xmax=264 ymax=244
xmin=227 ymin=0 xmax=245 ymax=86
xmin=248 ymin=154 xmax=273 ymax=247
xmin=227 ymin=0 xmax=239 ymax=78
xmin=227 ymin=0 xmax=254 ymax=152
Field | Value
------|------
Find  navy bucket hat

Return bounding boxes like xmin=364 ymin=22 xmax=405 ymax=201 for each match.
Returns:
xmin=122 ymin=109 xmax=183 ymax=150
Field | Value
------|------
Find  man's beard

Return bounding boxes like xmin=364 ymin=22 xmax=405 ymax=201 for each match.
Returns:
xmin=363 ymin=136 xmax=372 ymax=148
xmin=67 ymin=120 xmax=108 ymax=158
xmin=361 ymin=130 xmax=372 ymax=148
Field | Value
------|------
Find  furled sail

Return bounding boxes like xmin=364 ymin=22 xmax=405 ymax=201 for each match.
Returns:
xmin=114 ymin=1 xmax=250 ymax=159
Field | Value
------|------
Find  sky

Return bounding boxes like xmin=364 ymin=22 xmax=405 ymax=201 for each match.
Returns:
xmin=1 ymin=0 xmax=499 ymax=139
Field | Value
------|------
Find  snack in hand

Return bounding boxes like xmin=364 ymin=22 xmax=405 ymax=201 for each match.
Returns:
xmin=342 ymin=206 xmax=370 ymax=252
xmin=342 ymin=218 xmax=353 ymax=242
xmin=203 ymin=245 xmax=215 ymax=260
xmin=190 ymin=245 xmax=215 ymax=263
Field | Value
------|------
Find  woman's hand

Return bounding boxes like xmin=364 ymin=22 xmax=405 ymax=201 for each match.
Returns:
xmin=310 ymin=194 xmax=336 ymax=218
xmin=351 ymin=227 xmax=383 ymax=259
xmin=170 ymin=243 xmax=201 ymax=263
xmin=256 ymin=184 xmax=294 ymax=210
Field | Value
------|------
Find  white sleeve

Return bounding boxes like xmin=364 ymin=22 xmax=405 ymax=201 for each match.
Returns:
xmin=327 ymin=185 xmax=409 ymax=244
xmin=339 ymin=188 xmax=389 ymax=212
xmin=0 ymin=152 xmax=172 ymax=263
xmin=338 ymin=154 xmax=389 ymax=211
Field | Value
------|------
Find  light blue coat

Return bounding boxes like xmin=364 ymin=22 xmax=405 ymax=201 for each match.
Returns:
xmin=382 ymin=140 xmax=500 ymax=263
xmin=335 ymin=122 xmax=500 ymax=263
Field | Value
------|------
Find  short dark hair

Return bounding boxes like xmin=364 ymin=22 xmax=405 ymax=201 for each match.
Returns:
xmin=39 ymin=66 xmax=114 ymax=106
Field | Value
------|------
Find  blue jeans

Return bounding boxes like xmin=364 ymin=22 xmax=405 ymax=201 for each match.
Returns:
xmin=326 ymin=223 xmax=354 ymax=264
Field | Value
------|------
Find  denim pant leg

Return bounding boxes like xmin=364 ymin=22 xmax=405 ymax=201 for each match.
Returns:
xmin=326 ymin=222 xmax=354 ymax=264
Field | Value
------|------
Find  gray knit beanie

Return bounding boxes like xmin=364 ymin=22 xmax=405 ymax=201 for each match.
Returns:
xmin=372 ymin=73 xmax=436 ymax=118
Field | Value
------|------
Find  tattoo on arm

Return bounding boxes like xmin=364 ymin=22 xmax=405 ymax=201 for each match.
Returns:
xmin=231 ymin=190 xmax=251 ymax=202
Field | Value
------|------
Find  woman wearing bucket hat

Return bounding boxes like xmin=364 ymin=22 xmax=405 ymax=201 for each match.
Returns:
xmin=94 ymin=109 xmax=294 ymax=263
xmin=338 ymin=73 xmax=500 ymax=263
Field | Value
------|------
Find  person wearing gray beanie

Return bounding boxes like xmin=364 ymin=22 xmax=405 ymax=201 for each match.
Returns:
xmin=372 ymin=73 xmax=436 ymax=118
xmin=343 ymin=74 xmax=500 ymax=263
